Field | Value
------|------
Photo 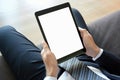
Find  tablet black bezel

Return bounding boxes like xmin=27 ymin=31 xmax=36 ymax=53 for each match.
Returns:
xmin=35 ymin=2 xmax=85 ymax=63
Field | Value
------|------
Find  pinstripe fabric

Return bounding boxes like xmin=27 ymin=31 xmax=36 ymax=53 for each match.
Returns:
xmin=60 ymin=57 xmax=106 ymax=80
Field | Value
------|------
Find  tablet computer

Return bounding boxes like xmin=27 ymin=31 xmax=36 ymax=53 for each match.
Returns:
xmin=35 ymin=2 xmax=85 ymax=63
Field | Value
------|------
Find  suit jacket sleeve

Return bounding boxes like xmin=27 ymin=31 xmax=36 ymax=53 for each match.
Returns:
xmin=95 ymin=51 xmax=120 ymax=75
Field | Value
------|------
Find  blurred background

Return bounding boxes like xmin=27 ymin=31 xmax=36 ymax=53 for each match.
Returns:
xmin=0 ymin=0 xmax=120 ymax=46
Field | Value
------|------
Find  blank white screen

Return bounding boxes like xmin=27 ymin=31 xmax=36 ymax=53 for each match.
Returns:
xmin=38 ymin=7 xmax=83 ymax=59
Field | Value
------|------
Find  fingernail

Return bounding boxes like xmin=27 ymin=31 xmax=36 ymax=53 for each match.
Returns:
xmin=78 ymin=27 xmax=85 ymax=30
xmin=41 ymin=49 xmax=44 ymax=54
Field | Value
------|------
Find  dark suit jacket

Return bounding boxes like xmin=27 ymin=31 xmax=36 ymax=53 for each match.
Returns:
xmin=96 ymin=51 xmax=120 ymax=75
xmin=95 ymin=51 xmax=120 ymax=80
xmin=77 ymin=50 xmax=120 ymax=80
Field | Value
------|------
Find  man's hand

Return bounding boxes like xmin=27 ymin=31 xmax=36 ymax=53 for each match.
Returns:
xmin=79 ymin=28 xmax=100 ymax=58
xmin=41 ymin=41 xmax=59 ymax=77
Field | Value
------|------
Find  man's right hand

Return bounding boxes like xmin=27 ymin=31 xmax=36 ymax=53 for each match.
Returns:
xmin=41 ymin=41 xmax=59 ymax=77
xmin=79 ymin=28 xmax=100 ymax=58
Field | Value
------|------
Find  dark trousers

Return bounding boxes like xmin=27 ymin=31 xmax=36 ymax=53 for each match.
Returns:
xmin=0 ymin=9 xmax=87 ymax=80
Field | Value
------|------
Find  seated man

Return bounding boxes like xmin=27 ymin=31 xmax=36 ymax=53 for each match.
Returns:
xmin=42 ymin=28 xmax=120 ymax=80
xmin=0 ymin=9 xmax=119 ymax=80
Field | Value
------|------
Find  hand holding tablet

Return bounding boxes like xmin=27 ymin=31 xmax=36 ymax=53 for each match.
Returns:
xmin=35 ymin=2 xmax=85 ymax=63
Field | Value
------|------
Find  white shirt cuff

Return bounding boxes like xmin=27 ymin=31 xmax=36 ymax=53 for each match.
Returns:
xmin=44 ymin=71 xmax=75 ymax=80
xmin=44 ymin=76 xmax=57 ymax=80
xmin=92 ymin=48 xmax=103 ymax=61
xmin=58 ymin=71 xmax=75 ymax=80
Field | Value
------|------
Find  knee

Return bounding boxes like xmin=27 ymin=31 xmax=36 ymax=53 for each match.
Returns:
xmin=72 ymin=8 xmax=79 ymax=13
xmin=0 ymin=25 xmax=15 ymax=31
xmin=0 ymin=25 xmax=16 ymax=38
xmin=72 ymin=8 xmax=81 ymax=15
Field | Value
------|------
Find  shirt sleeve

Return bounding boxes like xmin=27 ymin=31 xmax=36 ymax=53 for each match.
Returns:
xmin=44 ymin=71 xmax=75 ymax=80
xmin=92 ymin=48 xmax=103 ymax=61
xmin=44 ymin=76 xmax=57 ymax=80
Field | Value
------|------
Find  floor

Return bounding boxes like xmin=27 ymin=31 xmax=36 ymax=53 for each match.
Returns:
xmin=0 ymin=0 xmax=120 ymax=46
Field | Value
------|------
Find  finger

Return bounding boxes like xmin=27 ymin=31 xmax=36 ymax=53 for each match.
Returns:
xmin=78 ymin=27 xmax=85 ymax=37
xmin=78 ymin=27 xmax=89 ymax=37
xmin=42 ymin=41 xmax=50 ymax=51
xmin=41 ymin=41 xmax=49 ymax=55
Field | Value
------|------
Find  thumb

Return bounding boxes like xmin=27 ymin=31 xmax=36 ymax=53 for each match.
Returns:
xmin=41 ymin=41 xmax=50 ymax=54
xmin=42 ymin=41 xmax=48 ymax=48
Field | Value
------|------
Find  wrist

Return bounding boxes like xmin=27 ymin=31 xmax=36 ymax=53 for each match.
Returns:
xmin=46 ymin=67 xmax=59 ymax=77
xmin=92 ymin=48 xmax=103 ymax=61
xmin=92 ymin=47 xmax=100 ymax=58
